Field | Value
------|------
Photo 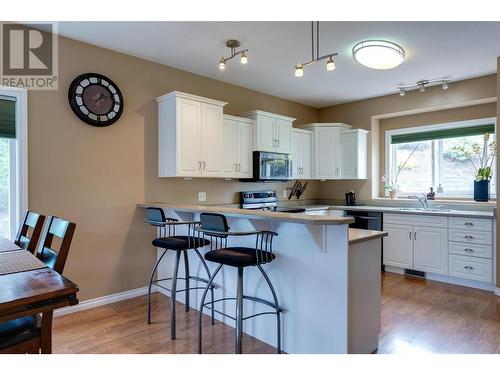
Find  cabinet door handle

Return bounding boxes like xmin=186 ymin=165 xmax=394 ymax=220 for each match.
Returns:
xmin=464 ymin=265 xmax=474 ymax=270
xmin=414 ymin=231 xmax=417 ymax=240
xmin=464 ymin=235 xmax=474 ymax=239
xmin=465 ymin=222 xmax=474 ymax=226
xmin=409 ymin=231 xmax=412 ymax=240
xmin=238 ymin=163 xmax=241 ymax=172
xmin=198 ymin=161 xmax=201 ymax=170
xmin=335 ymin=167 xmax=339 ymax=175
xmin=235 ymin=163 xmax=238 ymax=172
xmin=277 ymin=139 xmax=280 ymax=148
xmin=464 ymin=248 xmax=474 ymax=253
xmin=202 ymin=161 xmax=206 ymax=171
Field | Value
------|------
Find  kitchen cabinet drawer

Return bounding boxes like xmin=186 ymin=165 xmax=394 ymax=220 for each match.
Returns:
xmin=449 ymin=254 xmax=492 ymax=283
xmin=448 ymin=217 xmax=492 ymax=232
xmin=448 ymin=229 xmax=492 ymax=245
xmin=448 ymin=242 xmax=493 ymax=259
xmin=383 ymin=214 xmax=447 ymax=228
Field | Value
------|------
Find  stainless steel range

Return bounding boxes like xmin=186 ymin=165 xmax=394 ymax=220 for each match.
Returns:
xmin=240 ymin=190 xmax=306 ymax=213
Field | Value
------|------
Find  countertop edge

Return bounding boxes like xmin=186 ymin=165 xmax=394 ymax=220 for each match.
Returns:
xmin=348 ymin=228 xmax=388 ymax=245
xmin=137 ymin=203 xmax=354 ymax=225
xmin=330 ymin=205 xmax=495 ymax=218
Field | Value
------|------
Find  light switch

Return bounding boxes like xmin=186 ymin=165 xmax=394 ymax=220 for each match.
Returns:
xmin=198 ymin=192 xmax=207 ymax=202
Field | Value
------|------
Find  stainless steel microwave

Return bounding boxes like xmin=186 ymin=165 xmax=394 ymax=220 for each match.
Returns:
xmin=241 ymin=151 xmax=292 ymax=182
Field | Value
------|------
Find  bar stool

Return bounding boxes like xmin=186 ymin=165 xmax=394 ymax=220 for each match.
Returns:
xmin=195 ymin=213 xmax=284 ymax=354
xmin=146 ymin=207 xmax=215 ymax=340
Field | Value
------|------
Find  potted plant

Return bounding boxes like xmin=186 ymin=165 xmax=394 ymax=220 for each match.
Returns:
xmin=452 ymin=133 xmax=496 ymax=202
xmin=382 ymin=143 xmax=420 ymax=199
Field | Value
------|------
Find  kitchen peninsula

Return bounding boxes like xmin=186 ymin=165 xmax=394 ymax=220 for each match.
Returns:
xmin=138 ymin=202 xmax=387 ymax=354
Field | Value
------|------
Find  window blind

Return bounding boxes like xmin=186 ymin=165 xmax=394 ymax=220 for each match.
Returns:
xmin=0 ymin=96 xmax=16 ymax=139
xmin=391 ymin=124 xmax=495 ymax=145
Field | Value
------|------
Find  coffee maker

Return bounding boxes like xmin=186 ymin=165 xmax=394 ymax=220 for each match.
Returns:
xmin=345 ymin=191 xmax=356 ymax=206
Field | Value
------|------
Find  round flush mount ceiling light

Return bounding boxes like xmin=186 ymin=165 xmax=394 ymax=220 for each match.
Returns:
xmin=352 ymin=40 xmax=405 ymax=70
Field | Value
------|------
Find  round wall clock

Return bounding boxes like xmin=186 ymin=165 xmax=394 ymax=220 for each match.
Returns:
xmin=68 ymin=73 xmax=124 ymax=127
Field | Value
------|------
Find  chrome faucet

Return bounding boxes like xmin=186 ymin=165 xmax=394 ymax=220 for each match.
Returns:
xmin=409 ymin=193 xmax=428 ymax=209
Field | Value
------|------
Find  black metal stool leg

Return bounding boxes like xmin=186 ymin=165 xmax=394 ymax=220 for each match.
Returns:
xmin=170 ymin=250 xmax=182 ymax=340
xmin=148 ymin=248 xmax=168 ymax=324
xmin=194 ymin=248 xmax=215 ymax=325
xmin=198 ymin=264 xmax=223 ymax=354
xmin=257 ymin=264 xmax=282 ymax=354
xmin=182 ymin=250 xmax=190 ymax=312
xmin=235 ymin=267 xmax=244 ymax=354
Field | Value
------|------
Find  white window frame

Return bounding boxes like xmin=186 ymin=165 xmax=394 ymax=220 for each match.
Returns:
xmin=384 ymin=117 xmax=497 ymax=199
xmin=0 ymin=86 xmax=28 ymax=239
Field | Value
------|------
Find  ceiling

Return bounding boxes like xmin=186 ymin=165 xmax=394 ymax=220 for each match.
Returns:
xmin=56 ymin=21 xmax=500 ymax=108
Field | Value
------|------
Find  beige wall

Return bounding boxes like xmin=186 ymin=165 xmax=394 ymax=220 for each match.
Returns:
xmin=377 ymin=102 xmax=497 ymax=196
xmin=28 ymin=35 xmax=319 ymax=301
xmin=316 ymin=74 xmax=497 ymax=201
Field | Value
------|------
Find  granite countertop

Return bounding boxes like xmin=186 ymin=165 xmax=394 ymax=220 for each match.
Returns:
xmin=348 ymin=228 xmax=387 ymax=245
xmin=329 ymin=205 xmax=495 ymax=218
xmin=138 ymin=203 xmax=354 ymax=225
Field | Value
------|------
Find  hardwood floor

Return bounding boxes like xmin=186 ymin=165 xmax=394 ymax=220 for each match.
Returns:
xmin=52 ymin=272 xmax=500 ymax=354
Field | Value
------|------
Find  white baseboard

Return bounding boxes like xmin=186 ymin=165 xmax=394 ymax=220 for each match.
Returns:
xmin=495 ymin=288 xmax=500 ymax=297
xmin=54 ymin=285 xmax=154 ymax=317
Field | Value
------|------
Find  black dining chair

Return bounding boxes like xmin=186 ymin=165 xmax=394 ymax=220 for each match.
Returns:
xmin=15 ymin=210 xmax=45 ymax=254
xmin=0 ymin=216 xmax=76 ymax=354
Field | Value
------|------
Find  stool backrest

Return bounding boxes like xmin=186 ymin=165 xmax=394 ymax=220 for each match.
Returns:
xmin=199 ymin=213 xmax=229 ymax=237
xmin=15 ymin=211 xmax=46 ymax=254
xmin=36 ymin=216 xmax=76 ymax=274
xmin=146 ymin=207 xmax=167 ymax=226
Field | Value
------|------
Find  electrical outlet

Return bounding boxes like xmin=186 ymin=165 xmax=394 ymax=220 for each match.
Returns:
xmin=283 ymin=190 xmax=288 ymax=198
xmin=197 ymin=192 xmax=207 ymax=202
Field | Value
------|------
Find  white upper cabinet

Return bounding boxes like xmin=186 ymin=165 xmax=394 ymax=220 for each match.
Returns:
xmin=239 ymin=110 xmax=295 ymax=154
xmin=340 ymin=129 xmax=369 ymax=179
xmin=291 ymin=128 xmax=312 ymax=179
xmin=222 ymin=115 xmax=253 ymax=178
xmin=157 ymin=91 xmax=227 ymax=177
xmin=299 ymin=123 xmax=351 ymax=179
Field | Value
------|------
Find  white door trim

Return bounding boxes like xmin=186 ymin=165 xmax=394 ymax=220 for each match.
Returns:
xmin=0 ymin=86 xmax=28 ymax=237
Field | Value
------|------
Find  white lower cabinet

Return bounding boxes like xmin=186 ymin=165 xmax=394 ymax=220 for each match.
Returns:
xmin=384 ymin=213 xmax=494 ymax=287
xmin=383 ymin=224 xmax=414 ymax=269
xmin=413 ymin=226 xmax=448 ymax=275
xmin=449 ymin=254 xmax=493 ymax=283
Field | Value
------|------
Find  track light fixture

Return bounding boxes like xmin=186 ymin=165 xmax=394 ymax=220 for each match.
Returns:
xmin=397 ymin=78 xmax=451 ymax=97
xmin=218 ymin=39 xmax=248 ymax=71
xmin=294 ymin=21 xmax=338 ymax=78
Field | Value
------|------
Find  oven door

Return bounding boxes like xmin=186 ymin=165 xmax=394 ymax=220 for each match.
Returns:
xmin=255 ymin=152 xmax=292 ymax=181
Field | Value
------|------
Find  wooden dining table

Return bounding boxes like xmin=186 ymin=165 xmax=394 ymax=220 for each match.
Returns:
xmin=0 ymin=238 xmax=79 ymax=353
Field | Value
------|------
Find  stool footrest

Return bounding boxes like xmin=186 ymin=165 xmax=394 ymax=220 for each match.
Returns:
xmin=201 ymin=295 xmax=285 ymax=316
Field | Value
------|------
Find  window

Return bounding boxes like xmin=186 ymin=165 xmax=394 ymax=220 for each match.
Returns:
xmin=385 ymin=118 xmax=496 ymax=198
xmin=0 ymin=89 xmax=27 ymax=240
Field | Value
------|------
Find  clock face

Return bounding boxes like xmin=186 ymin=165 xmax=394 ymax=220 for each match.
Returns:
xmin=68 ymin=73 xmax=124 ymax=127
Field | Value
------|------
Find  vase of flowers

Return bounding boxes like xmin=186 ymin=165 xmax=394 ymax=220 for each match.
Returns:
xmin=452 ymin=133 xmax=496 ymax=202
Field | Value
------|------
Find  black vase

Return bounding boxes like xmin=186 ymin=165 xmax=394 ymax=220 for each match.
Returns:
xmin=473 ymin=180 xmax=490 ymax=202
